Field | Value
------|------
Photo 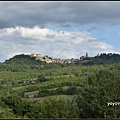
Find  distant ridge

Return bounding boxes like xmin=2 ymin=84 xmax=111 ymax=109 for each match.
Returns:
xmin=3 ymin=52 xmax=120 ymax=65
xmin=83 ymin=53 xmax=120 ymax=65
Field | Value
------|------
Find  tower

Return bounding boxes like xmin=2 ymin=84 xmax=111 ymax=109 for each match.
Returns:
xmin=85 ymin=52 xmax=88 ymax=58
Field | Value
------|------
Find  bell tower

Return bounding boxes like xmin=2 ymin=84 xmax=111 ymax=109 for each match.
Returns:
xmin=85 ymin=52 xmax=88 ymax=58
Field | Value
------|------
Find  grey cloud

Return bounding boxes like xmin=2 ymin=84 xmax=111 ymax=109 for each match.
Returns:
xmin=110 ymin=23 xmax=120 ymax=26
xmin=87 ymin=26 xmax=108 ymax=32
xmin=0 ymin=2 xmax=120 ymax=28
xmin=61 ymin=23 xmax=71 ymax=28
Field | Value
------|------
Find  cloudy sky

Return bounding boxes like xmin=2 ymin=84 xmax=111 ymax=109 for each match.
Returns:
xmin=0 ymin=1 xmax=120 ymax=62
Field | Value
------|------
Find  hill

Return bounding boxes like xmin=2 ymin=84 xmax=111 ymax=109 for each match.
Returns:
xmin=0 ymin=54 xmax=66 ymax=72
xmin=0 ymin=54 xmax=45 ymax=72
xmin=1 ymin=53 xmax=120 ymax=72
xmin=83 ymin=53 xmax=120 ymax=65
xmin=0 ymin=53 xmax=120 ymax=118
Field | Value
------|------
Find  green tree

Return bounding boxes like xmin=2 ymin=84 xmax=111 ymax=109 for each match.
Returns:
xmin=2 ymin=95 xmax=24 ymax=117
xmin=38 ymin=97 xmax=79 ymax=118
xmin=76 ymin=69 xmax=120 ymax=118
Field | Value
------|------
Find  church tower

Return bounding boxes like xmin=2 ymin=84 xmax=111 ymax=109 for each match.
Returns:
xmin=85 ymin=52 xmax=88 ymax=58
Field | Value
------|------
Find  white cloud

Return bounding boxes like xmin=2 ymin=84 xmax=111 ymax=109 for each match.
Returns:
xmin=0 ymin=26 xmax=119 ymax=62
xmin=93 ymin=42 xmax=113 ymax=50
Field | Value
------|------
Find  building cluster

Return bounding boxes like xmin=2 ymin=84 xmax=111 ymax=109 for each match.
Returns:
xmin=29 ymin=52 xmax=92 ymax=64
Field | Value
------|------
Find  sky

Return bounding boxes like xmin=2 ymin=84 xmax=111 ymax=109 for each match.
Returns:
xmin=0 ymin=1 xmax=120 ymax=62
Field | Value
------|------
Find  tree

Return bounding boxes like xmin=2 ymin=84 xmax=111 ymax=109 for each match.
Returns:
xmin=38 ymin=97 xmax=79 ymax=118
xmin=0 ymin=107 xmax=16 ymax=118
xmin=76 ymin=69 xmax=120 ymax=118
xmin=38 ymin=75 xmax=48 ymax=82
xmin=2 ymin=95 xmax=24 ymax=116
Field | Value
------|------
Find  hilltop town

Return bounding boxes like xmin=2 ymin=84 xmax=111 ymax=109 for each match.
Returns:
xmin=29 ymin=52 xmax=93 ymax=64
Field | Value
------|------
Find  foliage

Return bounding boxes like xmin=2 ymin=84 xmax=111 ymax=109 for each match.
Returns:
xmin=76 ymin=69 xmax=120 ymax=118
xmin=83 ymin=53 xmax=120 ymax=65
xmin=0 ymin=53 xmax=120 ymax=118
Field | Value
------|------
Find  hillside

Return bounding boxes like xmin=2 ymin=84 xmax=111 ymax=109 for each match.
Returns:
xmin=0 ymin=54 xmax=65 ymax=72
xmin=0 ymin=53 xmax=120 ymax=118
xmin=83 ymin=53 xmax=120 ymax=65
xmin=2 ymin=53 xmax=120 ymax=68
